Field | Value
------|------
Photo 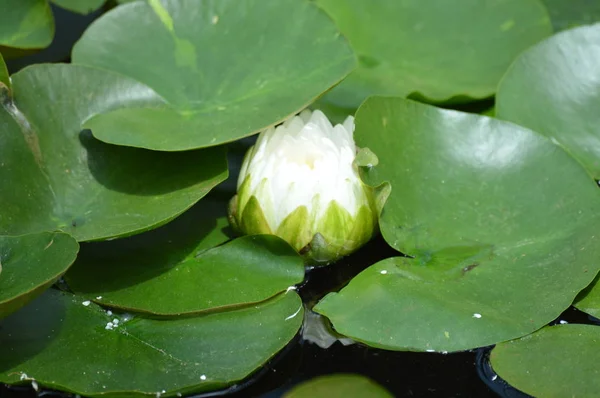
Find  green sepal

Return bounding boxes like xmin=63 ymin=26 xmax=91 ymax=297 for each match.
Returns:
xmin=240 ymin=196 xmax=273 ymax=235
xmin=276 ymin=205 xmax=312 ymax=252
xmin=227 ymin=194 xmax=241 ymax=235
xmin=345 ymin=204 xmax=377 ymax=250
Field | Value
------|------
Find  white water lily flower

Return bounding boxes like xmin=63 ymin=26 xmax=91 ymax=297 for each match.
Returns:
xmin=228 ymin=109 xmax=377 ymax=264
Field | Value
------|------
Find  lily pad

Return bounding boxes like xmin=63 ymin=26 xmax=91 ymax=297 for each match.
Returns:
xmin=0 ymin=232 xmax=78 ymax=319
xmin=0 ymin=0 xmax=54 ymax=49
xmin=574 ymin=275 xmax=600 ymax=318
xmin=0 ymin=288 xmax=304 ymax=397
xmin=0 ymin=63 xmax=227 ymax=241
xmin=314 ymin=0 xmax=552 ymax=109
xmin=315 ymin=97 xmax=600 ymax=352
xmin=66 ymin=196 xmax=305 ymax=315
xmin=51 ymin=0 xmax=106 ymax=14
xmin=491 ymin=324 xmax=600 ymax=397
xmin=540 ymin=0 xmax=600 ymax=31
xmin=284 ymin=374 xmax=393 ymax=398
xmin=0 ymin=52 xmax=8 ymax=90
xmin=71 ymin=0 xmax=356 ymax=151
xmin=496 ymin=23 xmax=600 ymax=179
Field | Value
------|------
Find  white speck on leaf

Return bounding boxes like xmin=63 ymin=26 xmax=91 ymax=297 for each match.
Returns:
xmin=200 ymin=375 xmax=207 ymax=381
xmin=473 ymin=313 xmax=482 ymax=319
xmin=559 ymin=320 xmax=568 ymax=324
xmin=82 ymin=301 xmax=91 ymax=307
xmin=96 ymin=296 xmax=102 ymax=300
xmin=212 ymin=15 xmax=219 ymax=24
xmin=380 ymin=270 xmax=388 ymax=274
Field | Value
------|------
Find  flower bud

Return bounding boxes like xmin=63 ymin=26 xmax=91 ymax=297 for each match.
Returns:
xmin=228 ymin=109 xmax=377 ymax=265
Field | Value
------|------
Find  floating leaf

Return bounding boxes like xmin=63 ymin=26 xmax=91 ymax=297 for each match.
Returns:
xmin=51 ymin=0 xmax=105 ymax=14
xmin=574 ymin=275 xmax=600 ymax=318
xmin=496 ymin=23 xmax=600 ymax=179
xmin=0 ymin=0 xmax=54 ymax=49
xmin=66 ymin=196 xmax=304 ymax=315
xmin=0 ymin=64 xmax=227 ymax=241
xmin=0 ymin=288 xmax=303 ymax=397
xmin=284 ymin=374 xmax=393 ymax=398
xmin=491 ymin=324 xmax=600 ymax=397
xmin=0 ymin=232 xmax=78 ymax=319
xmin=540 ymin=0 xmax=600 ymax=31
xmin=315 ymin=97 xmax=600 ymax=352
xmin=71 ymin=0 xmax=356 ymax=151
xmin=0 ymin=52 xmax=8 ymax=90
xmin=314 ymin=0 xmax=552 ymax=108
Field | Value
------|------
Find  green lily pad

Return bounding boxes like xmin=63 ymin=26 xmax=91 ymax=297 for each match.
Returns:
xmin=313 ymin=0 xmax=552 ymax=109
xmin=574 ymin=275 xmax=600 ymax=318
xmin=51 ymin=0 xmax=105 ymax=14
xmin=541 ymin=0 xmax=600 ymax=31
xmin=0 ymin=52 xmax=8 ymax=90
xmin=0 ymin=232 xmax=78 ymax=319
xmin=0 ymin=0 xmax=54 ymax=49
xmin=284 ymin=374 xmax=393 ymax=398
xmin=66 ymin=196 xmax=305 ymax=315
xmin=71 ymin=0 xmax=356 ymax=151
xmin=491 ymin=324 xmax=600 ymax=397
xmin=496 ymin=23 xmax=600 ymax=179
xmin=0 ymin=63 xmax=227 ymax=241
xmin=315 ymin=97 xmax=600 ymax=352
xmin=0 ymin=288 xmax=303 ymax=397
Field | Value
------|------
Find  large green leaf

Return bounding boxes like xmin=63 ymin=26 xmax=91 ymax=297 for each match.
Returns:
xmin=540 ymin=0 xmax=600 ymax=31
xmin=491 ymin=324 xmax=600 ymax=397
xmin=71 ymin=0 xmax=356 ymax=151
xmin=315 ymin=97 xmax=600 ymax=352
xmin=66 ymin=197 xmax=305 ymax=315
xmin=313 ymin=0 xmax=552 ymax=109
xmin=51 ymin=0 xmax=105 ymax=14
xmin=0 ymin=232 xmax=78 ymax=319
xmin=284 ymin=374 xmax=393 ymax=398
xmin=0 ymin=288 xmax=303 ymax=397
xmin=0 ymin=52 xmax=8 ymax=90
xmin=0 ymin=0 xmax=54 ymax=49
xmin=496 ymin=23 xmax=600 ymax=179
xmin=0 ymin=64 xmax=227 ymax=241
xmin=574 ymin=275 xmax=600 ymax=318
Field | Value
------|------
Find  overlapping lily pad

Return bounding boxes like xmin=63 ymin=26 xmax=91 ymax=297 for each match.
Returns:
xmin=284 ymin=374 xmax=393 ymax=398
xmin=496 ymin=23 xmax=600 ymax=179
xmin=0 ymin=0 xmax=54 ymax=50
xmin=66 ymin=197 xmax=305 ymax=315
xmin=0 ymin=288 xmax=304 ymax=397
xmin=70 ymin=0 xmax=356 ymax=151
xmin=51 ymin=0 xmax=105 ymax=14
xmin=0 ymin=52 xmax=8 ymax=89
xmin=315 ymin=97 xmax=600 ymax=352
xmin=0 ymin=63 xmax=227 ymax=241
xmin=541 ymin=0 xmax=600 ymax=31
xmin=0 ymin=232 xmax=78 ymax=318
xmin=314 ymin=0 xmax=552 ymax=109
xmin=491 ymin=324 xmax=600 ymax=397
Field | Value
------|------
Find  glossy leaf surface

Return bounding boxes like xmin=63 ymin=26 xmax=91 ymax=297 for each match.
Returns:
xmin=0 ymin=0 xmax=54 ymax=49
xmin=315 ymin=97 xmax=600 ymax=352
xmin=66 ymin=196 xmax=304 ymax=315
xmin=0 ymin=289 xmax=303 ymax=397
xmin=314 ymin=0 xmax=551 ymax=108
xmin=497 ymin=23 xmax=600 ymax=179
xmin=491 ymin=324 xmax=600 ymax=398
xmin=0 ymin=232 xmax=78 ymax=319
xmin=0 ymin=64 xmax=227 ymax=241
xmin=72 ymin=0 xmax=356 ymax=151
